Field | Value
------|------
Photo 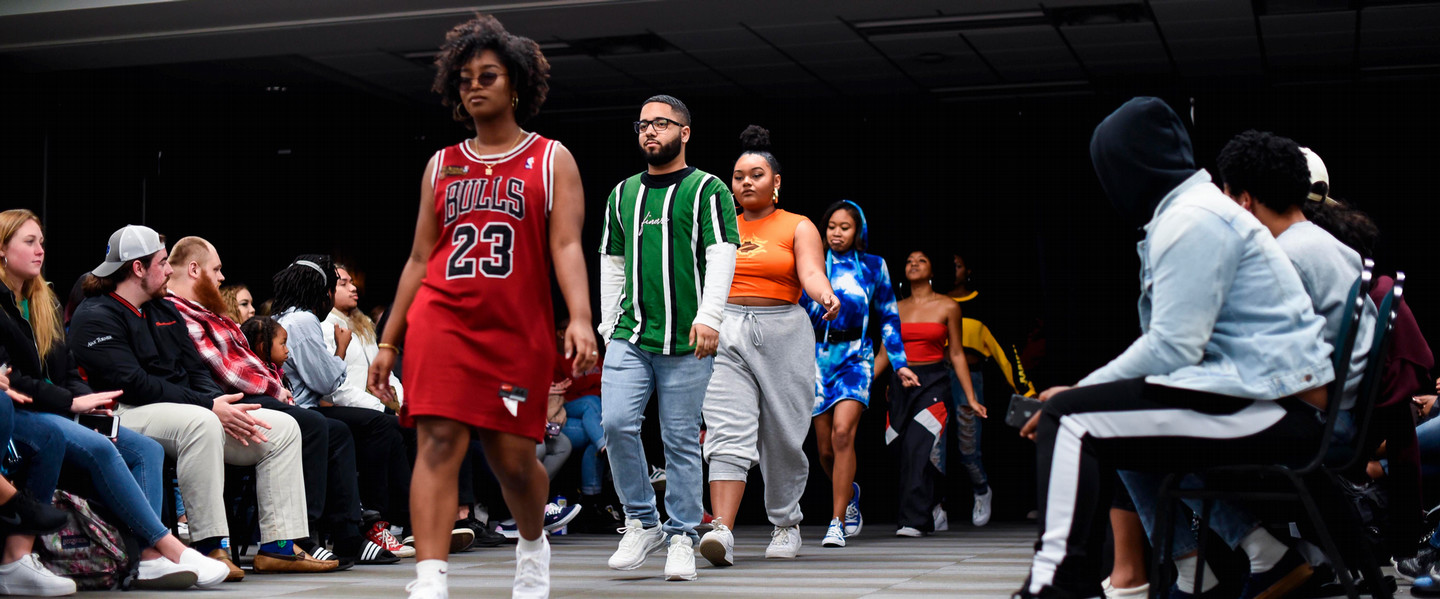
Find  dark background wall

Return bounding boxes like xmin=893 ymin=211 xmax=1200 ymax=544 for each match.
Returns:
xmin=2 ymin=62 xmax=1435 ymax=525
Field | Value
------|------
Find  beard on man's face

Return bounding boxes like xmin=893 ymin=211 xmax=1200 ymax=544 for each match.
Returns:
xmin=642 ymin=134 xmax=683 ymax=167
xmin=193 ymin=270 xmax=230 ymax=315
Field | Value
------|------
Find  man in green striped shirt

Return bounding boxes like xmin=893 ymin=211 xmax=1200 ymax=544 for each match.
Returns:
xmin=598 ymin=95 xmax=738 ymax=582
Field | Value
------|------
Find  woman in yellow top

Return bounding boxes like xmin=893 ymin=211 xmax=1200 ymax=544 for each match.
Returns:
xmin=698 ymin=126 xmax=838 ymax=568
xmin=945 ymin=251 xmax=1035 ymax=528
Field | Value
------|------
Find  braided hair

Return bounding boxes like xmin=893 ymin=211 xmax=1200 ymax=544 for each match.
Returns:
xmin=240 ymin=316 xmax=283 ymax=365
xmin=271 ymin=254 xmax=336 ymax=317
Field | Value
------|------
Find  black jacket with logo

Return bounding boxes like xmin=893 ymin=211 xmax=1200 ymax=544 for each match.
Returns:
xmin=67 ymin=292 xmax=222 ymax=408
xmin=0 ymin=285 xmax=90 ymax=415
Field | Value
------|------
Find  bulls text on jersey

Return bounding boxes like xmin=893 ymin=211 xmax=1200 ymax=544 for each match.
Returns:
xmin=442 ymin=176 xmax=526 ymax=226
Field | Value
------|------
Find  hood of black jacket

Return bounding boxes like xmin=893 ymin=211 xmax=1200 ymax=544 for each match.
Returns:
xmin=1089 ymin=97 xmax=1198 ymax=228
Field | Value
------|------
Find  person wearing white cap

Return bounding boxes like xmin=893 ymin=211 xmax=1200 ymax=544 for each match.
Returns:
xmin=68 ymin=225 xmax=336 ymax=574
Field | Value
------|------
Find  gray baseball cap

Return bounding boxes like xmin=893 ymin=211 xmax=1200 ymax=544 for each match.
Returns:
xmin=92 ymin=225 xmax=165 ymax=277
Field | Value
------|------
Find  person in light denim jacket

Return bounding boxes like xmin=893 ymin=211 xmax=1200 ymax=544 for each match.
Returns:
xmin=1016 ymin=97 xmax=1335 ymax=599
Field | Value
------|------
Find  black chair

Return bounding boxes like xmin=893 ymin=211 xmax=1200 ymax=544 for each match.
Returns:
xmin=1151 ymin=263 xmax=1401 ymax=599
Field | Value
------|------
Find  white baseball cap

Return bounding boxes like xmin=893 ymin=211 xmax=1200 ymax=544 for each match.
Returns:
xmin=1299 ymin=147 xmax=1336 ymax=205
xmin=92 ymin=225 xmax=165 ymax=277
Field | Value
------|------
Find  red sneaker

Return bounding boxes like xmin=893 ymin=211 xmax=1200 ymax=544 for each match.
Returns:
xmin=366 ymin=521 xmax=414 ymax=559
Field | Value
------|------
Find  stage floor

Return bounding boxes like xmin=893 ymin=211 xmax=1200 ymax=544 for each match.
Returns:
xmin=83 ymin=523 xmax=1423 ymax=598
xmin=102 ymin=524 xmax=1036 ymax=598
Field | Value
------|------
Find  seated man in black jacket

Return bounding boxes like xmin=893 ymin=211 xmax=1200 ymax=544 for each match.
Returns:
xmin=68 ymin=225 xmax=336 ymax=574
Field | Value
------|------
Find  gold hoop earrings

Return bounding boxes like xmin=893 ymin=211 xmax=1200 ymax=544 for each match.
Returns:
xmin=772 ymin=188 xmax=780 ymax=203
xmin=512 ymin=95 xmax=519 ymax=109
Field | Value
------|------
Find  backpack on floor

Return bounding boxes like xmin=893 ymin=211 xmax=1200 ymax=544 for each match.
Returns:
xmin=35 ymin=490 xmax=137 ymax=590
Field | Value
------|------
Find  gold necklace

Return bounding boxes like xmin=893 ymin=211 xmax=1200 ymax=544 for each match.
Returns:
xmin=471 ymin=130 xmax=527 ymax=175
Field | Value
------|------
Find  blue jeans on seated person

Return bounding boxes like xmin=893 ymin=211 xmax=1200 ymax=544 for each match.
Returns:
xmin=1119 ymin=469 xmax=1260 ymax=558
xmin=562 ymin=395 xmax=605 ymax=495
xmin=601 ymin=340 xmax=713 ymax=541
xmin=12 ymin=409 xmax=170 ymax=546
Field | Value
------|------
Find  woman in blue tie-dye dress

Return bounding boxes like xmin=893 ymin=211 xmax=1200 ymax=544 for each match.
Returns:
xmin=801 ymin=200 xmax=917 ymax=548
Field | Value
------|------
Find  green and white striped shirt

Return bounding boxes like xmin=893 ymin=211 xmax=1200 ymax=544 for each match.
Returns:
xmin=599 ymin=166 xmax=739 ymax=355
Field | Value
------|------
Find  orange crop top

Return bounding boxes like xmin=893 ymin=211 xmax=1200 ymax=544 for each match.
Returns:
xmin=729 ymin=209 xmax=808 ymax=303
xmin=901 ymin=322 xmax=948 ymax=363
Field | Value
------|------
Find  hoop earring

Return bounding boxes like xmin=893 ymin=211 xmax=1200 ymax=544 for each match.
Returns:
xmin=772 ymin=188 xmax=779 ymax=203
xmin=512 ymin=95 xmax=519 ymax=109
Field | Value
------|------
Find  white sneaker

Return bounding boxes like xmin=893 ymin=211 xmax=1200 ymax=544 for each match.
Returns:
xmin=933 ymin=505 xmax=950 ymax=532
xmin=1102 ymin=576 xmax=1150 ymax=599
xmin=663 ymin=535 xmax=697 ymax=581
xmin=822 ymin=518 xmax=846 ymax=548
xmin=513 ymin=536 xmax=550 ymax=599
xmin=895 ymin=526 xmax=924 ymax=538
xmin=765 ymin=525 xmax=801 ymax=559
xmin=175 ymin=521 xmax=191 ymax=542
xmin=608 ymin=519 xmax=665 ymax=570
xmin=973 ymin=488 xmax=993 ymax=527
xmin=0 ymin=554 xmax=76 ymax=596
xmin=178 ymin=547 xmax=231 ymax=588
xmin=405 ymin=577 xmax=448 ymax=599
xmin=698 ymin=519 xmax=734 ymax=567
xmin=134 ymin=555 xmax=200 ymax=590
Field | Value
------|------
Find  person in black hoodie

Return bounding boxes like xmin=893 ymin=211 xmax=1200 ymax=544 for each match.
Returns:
xmin=0 ymin=210 xmax=232 ymax=591
xmin=66 ymin=224 xmax=333 ymax=575
xmin=1014 ymin=98 xmax=1334 ymax=599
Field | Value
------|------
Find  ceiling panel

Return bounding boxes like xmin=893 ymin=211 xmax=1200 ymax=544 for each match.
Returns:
xmin=964 ymin=25 xmax=1084 ymax=82
xmin=597 ymin=50 xmax=710 ymax=76
xmin=1260 ymin=11 xmax=1355 ymax=69
xmin=1359 ymin=4 xmax=1440 ymax=66
xmin=1061 ymin=23 xmax=1171 ymax=76
xmin=1149 ymin=0 xmax=1261 ymax=76
xmin=869 ymin=31 xmax=997 ymax=88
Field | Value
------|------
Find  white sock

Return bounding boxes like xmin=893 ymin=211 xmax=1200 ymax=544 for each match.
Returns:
xmin=416 ymin=559 xmax=448 ymax=583
xmin=517 ymin=535 xmax=545 ymax=553
xmin=1240 ymin=527 xmax=1288 ymax=573
xmin=1174 ymin=555 xmax=1218 ymax=593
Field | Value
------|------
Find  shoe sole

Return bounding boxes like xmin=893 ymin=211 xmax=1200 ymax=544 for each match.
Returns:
xmin=822 ymin=538 xmax=846 ymax=548
xmin=544 ymin=506 xmax=583 ymax=532
xmin=133 ymin=570 xmax=200 ymax=590
xmin=698 ymin=537 xmax=733 ymax=567
xmin=664 ymin=571 xmax=697 ymax=581
xmin=608 ymin=540 xmax=665 ymax=571
xmin=1251 ymin=563 xmax=1314 ymax=599
xmin=450 ymin=529 xmax=476 ymax=553
xmin=765 ymin=551 xmax=798 ymax=559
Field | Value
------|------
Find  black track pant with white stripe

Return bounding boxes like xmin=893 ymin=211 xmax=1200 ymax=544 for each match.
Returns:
xmin=1026 ymin=378 xmax=1323 ymax=597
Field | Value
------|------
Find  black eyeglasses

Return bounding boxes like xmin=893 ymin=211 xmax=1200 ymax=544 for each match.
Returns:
xmin=634 ymin=117 xmax=686 ymax=134
xmin=456 ymin=71 xmax=505 ymax=90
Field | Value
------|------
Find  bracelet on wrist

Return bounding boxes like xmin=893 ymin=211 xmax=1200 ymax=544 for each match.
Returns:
xmin=377 ymin=343 xmax=401 ymax=354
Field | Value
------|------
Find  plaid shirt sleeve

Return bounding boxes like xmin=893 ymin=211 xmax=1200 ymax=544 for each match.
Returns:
xmin=170 ymin=298 xmax=286 ymax=400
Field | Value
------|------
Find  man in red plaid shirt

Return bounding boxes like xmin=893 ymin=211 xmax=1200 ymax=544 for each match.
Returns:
xmin=165 ymin=237 xmax=403 ymax=567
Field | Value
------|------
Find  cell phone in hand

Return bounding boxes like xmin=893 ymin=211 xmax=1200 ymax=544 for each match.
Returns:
xmin=1004 ymin=393 xmax=1044 ymax=429
xmin=74 ymin=412 xmax=119 ymax=440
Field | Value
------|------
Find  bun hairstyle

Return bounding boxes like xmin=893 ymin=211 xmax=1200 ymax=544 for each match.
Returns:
xmin=738 ymin=125 xmax=782 ymax=176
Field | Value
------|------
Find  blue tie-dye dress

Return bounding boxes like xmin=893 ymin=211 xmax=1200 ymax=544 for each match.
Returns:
xmin=800 ymin=250 xmax=909 ymax=416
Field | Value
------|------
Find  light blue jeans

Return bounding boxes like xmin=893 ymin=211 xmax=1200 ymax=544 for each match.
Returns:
xmin=563 ymin=395 xmax=605 ymax=495
xmin=601 ymin=340 xmax=713 ymax=541
xmin=14 ymin=410 xmax=170 ymax=546
xmin=1118 ymin=470 xmax=1259 ymax=558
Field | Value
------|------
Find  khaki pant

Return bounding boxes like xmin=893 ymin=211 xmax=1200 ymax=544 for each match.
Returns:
xmin=115 ymin=403 xmax=309 ymax=543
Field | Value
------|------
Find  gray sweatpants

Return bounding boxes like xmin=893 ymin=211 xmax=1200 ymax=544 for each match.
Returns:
xmin=702 ymin=303 xmax=814 ymax=527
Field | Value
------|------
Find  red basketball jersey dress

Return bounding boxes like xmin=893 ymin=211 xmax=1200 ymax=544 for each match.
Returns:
xmin=402 ymin=133 xmax=559 ymax=441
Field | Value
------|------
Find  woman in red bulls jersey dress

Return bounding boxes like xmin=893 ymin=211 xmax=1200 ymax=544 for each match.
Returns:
xmin=369 ymin=15 xmax=596 ymax=599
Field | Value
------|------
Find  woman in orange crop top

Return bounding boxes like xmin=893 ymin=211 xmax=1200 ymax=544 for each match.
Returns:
xmin=878 ymin=248 xmax=980 ymax=537
xmin=697 ymin=126 xmax=838 ymax=566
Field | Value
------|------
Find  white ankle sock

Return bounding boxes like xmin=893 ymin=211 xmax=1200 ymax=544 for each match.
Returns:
xmin=1240 ymin=527 xmax=1288 ymax=573
xmin=416 ymin=559 xmax=448 ymax=583
xmin=1174 ymin=555 xmax=1218 ymax=593
xmin=517 ymin=535 xmax=545 ymax=553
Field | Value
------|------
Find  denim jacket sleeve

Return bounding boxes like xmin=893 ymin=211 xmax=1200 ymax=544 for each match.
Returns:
xmin=1078 ymin=206 xmax=1242 ymax=386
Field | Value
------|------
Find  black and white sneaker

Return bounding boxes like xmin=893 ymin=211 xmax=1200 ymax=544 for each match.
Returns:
xmin=358 ymin=539 xmax=401 ymax=565
xmin=544 ymin=503 xmax=582 ymax=532
xmin=1396 ymin=545 xmax=1440 ymax=581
